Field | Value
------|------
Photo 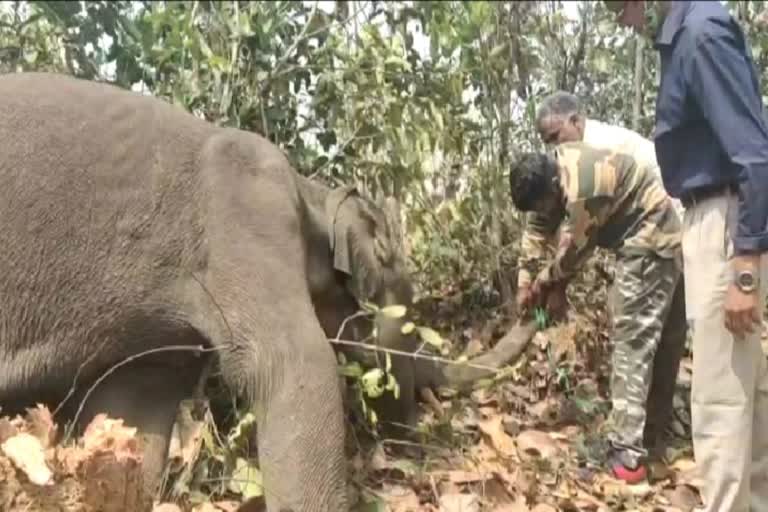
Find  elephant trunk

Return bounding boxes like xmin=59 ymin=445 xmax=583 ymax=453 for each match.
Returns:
xmin=415 ymin=319 xmax=538 ymax=392
xmin=368 ymin=284 xmax=422 ymax=432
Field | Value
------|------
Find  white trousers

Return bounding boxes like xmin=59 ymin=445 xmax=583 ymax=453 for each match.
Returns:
xmin=683 ymin=191 xmax=768 ymax=512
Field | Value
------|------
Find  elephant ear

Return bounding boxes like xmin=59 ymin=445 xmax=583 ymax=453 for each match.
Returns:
xmin=325 ymin=183 xmax=361 ymax=276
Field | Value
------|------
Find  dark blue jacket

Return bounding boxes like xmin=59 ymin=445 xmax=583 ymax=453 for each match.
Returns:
xmin=654 ymin=0 xmax=768 ymax=254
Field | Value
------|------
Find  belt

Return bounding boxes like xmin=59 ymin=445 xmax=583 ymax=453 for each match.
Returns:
xmin=679 ymin=183 xmax=737 ymax=208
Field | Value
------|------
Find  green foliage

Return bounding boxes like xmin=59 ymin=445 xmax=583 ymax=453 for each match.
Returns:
xmin=4 ymin=0 xmax=766 ymax=301
xmin=534 ymin=307 xmax=549 ymax=329
xmin=336 ymin=301 xmax=449 ymax=428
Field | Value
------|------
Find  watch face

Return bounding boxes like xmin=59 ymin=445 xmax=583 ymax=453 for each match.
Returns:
xmin=738 ymin=271 xmax=756 ymax=288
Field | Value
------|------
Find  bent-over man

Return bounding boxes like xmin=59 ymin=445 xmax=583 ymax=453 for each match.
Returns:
xmin=511 ymin=141 xmax=687 ymax=483
xmin=534 ymin=90 xmax=684 ymax=219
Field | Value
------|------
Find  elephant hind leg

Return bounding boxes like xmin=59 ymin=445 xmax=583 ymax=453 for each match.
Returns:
xmin=73 ymin=356 xmax=205 ymax=500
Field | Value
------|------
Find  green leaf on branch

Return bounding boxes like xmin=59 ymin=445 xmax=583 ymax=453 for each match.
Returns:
xmin=385 ymin=372 xmax=400 ymax=400
xmin=488 ymin=42 xmax=508 ymax=60
xmin=417 ymin=326 xmax=446 ymax=348
xmin=339 ymin=361 xmax=364 ymax=378
xmin=229 ymin=457 xmax=264 ymax=498
xmin=401 ymin=321 xmax=416 ymax=334
xmin=361 ymin=368 xmax=386 ymax=398
xmin=227 ymin=412 xmax=257 ymax=450
xmin=380 ymin=304 xmax=407 ymax=319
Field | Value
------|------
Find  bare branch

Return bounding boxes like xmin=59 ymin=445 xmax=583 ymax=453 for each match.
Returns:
xmin=566 ymin=4 xmax=590 ymax=92
xmin=266 ymin=1 xmax=371 ymax=86
xmin=330 ymin=337 xmax=501 ymax=373
xmin=53 ymin=338 xmax=112 ymax=418
xmin=308 ymin=132 xmax=377 ymax=179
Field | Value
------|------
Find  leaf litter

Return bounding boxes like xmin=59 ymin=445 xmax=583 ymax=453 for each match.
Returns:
xmin=346 ymin=254 xmax=701 ymax=511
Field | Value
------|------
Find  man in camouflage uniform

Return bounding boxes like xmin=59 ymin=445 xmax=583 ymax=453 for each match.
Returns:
xmin=510 ymin=141 xmax=687 ymax=483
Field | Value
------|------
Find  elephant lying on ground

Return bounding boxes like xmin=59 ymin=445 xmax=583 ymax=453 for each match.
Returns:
xmin=0 ymin=72 xmax=536 ymax=511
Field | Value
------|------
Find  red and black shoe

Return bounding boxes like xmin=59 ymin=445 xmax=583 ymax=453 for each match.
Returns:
xmin=608 ymin=451 xmax=647 ymax=484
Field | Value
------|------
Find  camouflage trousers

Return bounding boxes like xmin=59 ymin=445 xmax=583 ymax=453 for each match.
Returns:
xmin=606 ymin=251 xmax=687 ymax=466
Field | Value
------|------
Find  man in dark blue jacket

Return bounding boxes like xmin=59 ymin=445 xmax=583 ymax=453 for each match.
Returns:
xmin=610 ymin=1 xmax=768 ymax=510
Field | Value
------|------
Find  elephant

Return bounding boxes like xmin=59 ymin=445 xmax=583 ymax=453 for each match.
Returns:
xmin=0 ymin=72 xmax=538 ymax=511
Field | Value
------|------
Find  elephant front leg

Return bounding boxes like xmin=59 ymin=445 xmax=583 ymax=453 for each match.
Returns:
xmin=216 ymin=313 xmax=349 ymax=512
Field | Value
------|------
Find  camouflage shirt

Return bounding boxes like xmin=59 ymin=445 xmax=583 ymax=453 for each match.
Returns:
xmin=517 ymin=142 xmax=682 ymax=288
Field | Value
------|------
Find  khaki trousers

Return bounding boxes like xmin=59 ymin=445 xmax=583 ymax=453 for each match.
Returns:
xmin=683 ymin=192 xmax=768 ymax=512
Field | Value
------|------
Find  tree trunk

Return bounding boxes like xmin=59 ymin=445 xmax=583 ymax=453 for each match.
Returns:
xmin=632 ymin=35 xmax=644 ymax=133
xmin=491 ymin=2 xmax=514 ymax=313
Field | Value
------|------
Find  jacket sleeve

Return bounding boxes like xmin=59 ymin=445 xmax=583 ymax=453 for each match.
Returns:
xmin=537 ymin=197 xmax=612 ymax=285
xmin=688 ymin=31 xmax=768 ymax=254
xmin=517 ymin=211 xmax=560 ymax=289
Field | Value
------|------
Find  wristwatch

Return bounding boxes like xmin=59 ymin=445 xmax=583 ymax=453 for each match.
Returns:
xmin=735 ymin=269 xmax=758 ymax=294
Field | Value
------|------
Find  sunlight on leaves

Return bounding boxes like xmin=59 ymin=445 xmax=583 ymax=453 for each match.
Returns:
xmin=380 ymin=304 xmax=407 ymax=319
xmin=417 ymin=326 xmax=446 ymax=347
xmin=228 ymin=457 xmax=263 ymax=499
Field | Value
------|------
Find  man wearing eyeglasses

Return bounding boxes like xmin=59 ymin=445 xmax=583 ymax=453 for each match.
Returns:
xmin=534 ymin=91 xmax=684 ymax=218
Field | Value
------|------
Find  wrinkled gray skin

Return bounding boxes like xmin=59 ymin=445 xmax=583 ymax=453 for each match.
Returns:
xmin=0 ymin=72 xmax=419 ymax=512
xmin=0 ymin=72 xmax=537 ymax=511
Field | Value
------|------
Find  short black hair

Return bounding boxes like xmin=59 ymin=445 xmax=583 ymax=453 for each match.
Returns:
xmin=508 ymin=152 xmax=560 ymax=212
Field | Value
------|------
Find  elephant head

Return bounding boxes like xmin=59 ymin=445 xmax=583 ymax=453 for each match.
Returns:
xmin=324 ymin=184 xmax=422 ymax=434
xmin=324 ymin=184 xmax=413 ymax=310
xmin=320 ymin=182 xmax=540 ymax=437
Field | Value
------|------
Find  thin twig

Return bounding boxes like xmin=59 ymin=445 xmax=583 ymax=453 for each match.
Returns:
xmin=308 ymin=132 xmax=377 ymax=179
xmin=65 ymin=344 xmax=223 ymax=442
xmin=329 ymin=338 xmax=500 ymax=373
xmin=53 ymin=337 xmax=112 ymax=418
xmin=268 ymin=1 xmax=371 ymax=83
xmin=335 ymin=310 xmax=372 ymax=341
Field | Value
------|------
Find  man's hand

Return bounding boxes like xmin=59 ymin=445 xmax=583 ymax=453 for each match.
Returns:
xmin=516 ymin=284 xmax=535 ymax=314
xmin=725 ymin=254 xmax=762 ymax=338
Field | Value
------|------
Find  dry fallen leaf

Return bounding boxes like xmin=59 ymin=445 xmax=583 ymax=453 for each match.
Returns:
xmin=663 ymin=484 xmax=702 ymax=512
xmin=24 ymin=404 xmax=57 ymax=449
xmin=490 ymin=496 xmax=530 ymax=512
xmin=1 ymin=432 xmax=54 ymax=486
xmin=446 ymin=470 xmax=493 ymax=484
xmin=530 ymin=504 xmax=557 ymax=512
xmin=168 ymin=400 xmax=206 ymax=472
xmin=82 ymin=413 xmax=141 ymax=462
xmin=152 ymin=504 xmax=183 ymax=512
xmin=527 ymin=399 xmax=560 ymax=425
xmin=191 ymin=504 xmax=221 ymax=512
xmin=478 ymin=415 xmax=517 ymax=457
xmin=380 ymin=483 xmax=421 ymax=512
xmin=0 ymin=417 xmax=18 ymax=444
xmin=209 ymin=502 xmax=240 ymax=512
xmin=439 ymin=492 xmax=480 ymax=512
xmin=515 ymin=430 xmax=560 ymax=462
